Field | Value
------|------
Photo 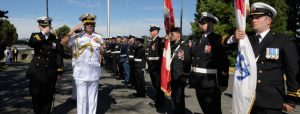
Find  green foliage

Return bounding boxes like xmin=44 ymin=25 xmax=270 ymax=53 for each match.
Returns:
xmin=55 ymin=25 xmax=70 ymax=38
xmin=0 ymin=20 xmax=18 ymax=60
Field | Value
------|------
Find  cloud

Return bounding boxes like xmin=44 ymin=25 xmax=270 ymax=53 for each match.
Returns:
xmin=65 ymin=0 xmax=100 ymax=9
xmin=9 ymin=17 xmax=72 ymax=39
xmin=96 ymin=17 xmax=192 ymax=37
xmin=10 ymin=16 xmax=192 ymax=39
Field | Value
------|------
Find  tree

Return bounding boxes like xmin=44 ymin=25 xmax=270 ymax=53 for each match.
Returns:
xmin=286 ymin=0 xmax=300 ymax=36
xmin=55 ymin=25 xmax=70 ymax=38
xmin=0 ymin=20 xmax=18 ymax=60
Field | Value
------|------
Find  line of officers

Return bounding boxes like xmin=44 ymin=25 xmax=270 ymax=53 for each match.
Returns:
xmin=101 ymin=23 xmax=229 ymax=114
xmin=101 ymin=6 xmax=300 ymax=114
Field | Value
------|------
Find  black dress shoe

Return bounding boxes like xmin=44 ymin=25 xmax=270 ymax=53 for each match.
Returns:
xmin=132 ymin=93 xmax=145 ymax=98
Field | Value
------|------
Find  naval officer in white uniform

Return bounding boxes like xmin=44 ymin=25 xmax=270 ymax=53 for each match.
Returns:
xmin=61 ymin=13 xmax=104 ymax=114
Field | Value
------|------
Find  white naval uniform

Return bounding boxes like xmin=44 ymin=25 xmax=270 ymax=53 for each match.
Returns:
xmin=68 ymin=32 xmax=103 ymax=114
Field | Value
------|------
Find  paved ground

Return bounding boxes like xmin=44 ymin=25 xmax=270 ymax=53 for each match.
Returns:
xmin=0 ymin=61 xmax=299 ymax=114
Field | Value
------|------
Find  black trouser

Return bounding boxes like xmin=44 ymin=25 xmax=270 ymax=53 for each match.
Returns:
xmin=112 ymin=58 xmax=119 ymax=76
xmin=129 ymin=61 xmax=136 ymax=87
xmin=149 ymin=64 xmax=165 ymax=106
xmin=29 ymin=81 xmax=56 ymax=114
xmin=135 ymin=67 xmax=145 ymax=95
xmin=13 ymin=55 xmax=17 ymax=62
xmin=195 ymin=87 xmax=222 ymax=114
xmin=118 ymin=62 xmax=124 ymax=79
xmin=171 ymin=79 xmax=186 ymax=114
xmin=251 ymin=106 xmax=285 ymax=114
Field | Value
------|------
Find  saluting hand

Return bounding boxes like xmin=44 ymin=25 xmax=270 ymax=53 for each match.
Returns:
xmin=233 ymin=29 xmax=246 ymax=42
xmin=72 ymin=22 xmax=84 ymax=32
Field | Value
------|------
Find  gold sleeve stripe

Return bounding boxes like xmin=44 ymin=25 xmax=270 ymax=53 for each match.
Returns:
xmin=287 ymin=89 xmax=300 ymax=97
xmin=221 ymin=35 xmax=228 ymax=47
xmin=57 ymin=68 xmax=63 ymax=71
xmin=34 ymin=34 xmax=41 ymax=41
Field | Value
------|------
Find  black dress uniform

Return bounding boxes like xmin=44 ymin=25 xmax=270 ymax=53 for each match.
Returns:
xmin=133 ymin=38 xmax=146 ymax=97
xmin=190 ymin=32 xmax=229 ymax=114
xmin=225 ymin=31 xmax=300 ymax=112
xmin=224 ymin=2 xmax=300 ymax=113
xmin=147 ymin=35 xmax=165 ymax=107
xmin=26 ymin=29 xmax=63 ymax=113
xmin=170 ymin=38 xmax=191 ymax=114
xmin=111 ymin=41 xmax=120 ymax=77
xmin=128 ymin=43 xmax=136 ymax=88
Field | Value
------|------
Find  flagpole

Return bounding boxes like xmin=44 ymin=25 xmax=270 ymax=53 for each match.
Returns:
xmin=107 ymin=0 xmax=110 ymax=38
xmin=180 ymin=0 xmax=183 ymax=37
xmin=46 ymin=0 xmax=49 ymax=18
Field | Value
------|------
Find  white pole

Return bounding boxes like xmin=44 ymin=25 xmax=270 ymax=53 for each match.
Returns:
xmin=107 ymin=0 xmax=110 ymax=37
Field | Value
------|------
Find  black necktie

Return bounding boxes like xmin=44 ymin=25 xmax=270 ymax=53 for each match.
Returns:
xmin=255 ymin=34 xmax=261 ymax=44
xmin=253 ymin=34 xmax=261 ymax=52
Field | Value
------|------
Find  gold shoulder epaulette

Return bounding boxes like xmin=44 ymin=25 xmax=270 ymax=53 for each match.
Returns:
xmin=34 ymin=34 xmax=41 ymax=41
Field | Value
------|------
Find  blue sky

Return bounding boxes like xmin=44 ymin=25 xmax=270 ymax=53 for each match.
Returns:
xmin=1 ymin=0 xmax=197 ymax=38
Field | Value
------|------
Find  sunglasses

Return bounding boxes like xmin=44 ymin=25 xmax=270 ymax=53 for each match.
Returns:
xmin=84 ymin=22 xmax=95 ymax=26
xmin=40 ymin=25 xmax=50 ymax=28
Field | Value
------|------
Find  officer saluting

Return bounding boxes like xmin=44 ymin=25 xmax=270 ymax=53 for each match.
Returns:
xmin=61 ymin=13 xmax=104 ymax=114
xmin=147 ymin=25 xmax=166 ymax=108
xmin=189 ymin=12 xmax=229 ymax=114
xmin=224 ymin=2 xmax=300 ymax=113
xmin=26 ymin=16 xmax=64 ymax=114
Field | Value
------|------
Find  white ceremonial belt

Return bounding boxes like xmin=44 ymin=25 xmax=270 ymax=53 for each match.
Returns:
xmin=147 ymin=57 xmax=160 ymax=60
xmin=111 ymin=51 xmax=121 ymax=54
xmin=120 ymin=54 xmax=127 ymax=57
xmin=192 ymin=67 xmax=217 ymax=74
xmin=129 ymin=55 xmax=134 ymax=58
xmin=106 ymin=50 xmax=111 ymax=53
xmin=134 ymin=59 xmax=142 ymax=62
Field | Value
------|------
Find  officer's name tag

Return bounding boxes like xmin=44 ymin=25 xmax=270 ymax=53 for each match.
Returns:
xmin=204 ymin=45 xmax=211 ymax=53
xmin=266 ymin=48 xmax=279 ymax=60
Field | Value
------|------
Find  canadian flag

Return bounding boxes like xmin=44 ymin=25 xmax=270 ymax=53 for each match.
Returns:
xmin=160 ymin=0 xmax=175 ymax=96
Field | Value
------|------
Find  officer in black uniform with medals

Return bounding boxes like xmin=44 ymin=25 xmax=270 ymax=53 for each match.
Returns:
xmin=147 ymin=25 xmax=166 ymax=108
xmin=189 ymin=12 xmax=229 ymax=114
xmin=224 ymin=2 xmax=300 ymax=113
xmin=132 ymin=37 xmax=146 ymax=97
xmin=168 ymin=27 xmax=191 ymax=114
xmin=26 ymin=16 xmax=64 ymax=114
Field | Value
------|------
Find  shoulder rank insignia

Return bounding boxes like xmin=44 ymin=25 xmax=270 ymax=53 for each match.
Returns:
xmin=34 ymin=34 xmax=41 ymax=41
xmin=93 ymin=37 xmax=100 ymax=43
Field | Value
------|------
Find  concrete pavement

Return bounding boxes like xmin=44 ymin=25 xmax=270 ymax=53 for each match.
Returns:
xmin=0 ymin=61 xmax=299 ymax=114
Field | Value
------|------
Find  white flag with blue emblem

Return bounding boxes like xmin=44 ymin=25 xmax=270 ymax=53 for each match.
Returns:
xmin=233 ymin=0 xmax=257 ymax=114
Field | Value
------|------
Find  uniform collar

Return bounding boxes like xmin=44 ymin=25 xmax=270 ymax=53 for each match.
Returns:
xmin=83 ymin=32 xmax=96 ymax=38
xmin=41 ymin=31 xmax=50 ymax=39
xmin=151 ymin=35 xmax=158 ymax=41
xmin=202 ymin=32 xmax=211 ymax=38
xmin=256 ymin=29 xmax=270 ymax=40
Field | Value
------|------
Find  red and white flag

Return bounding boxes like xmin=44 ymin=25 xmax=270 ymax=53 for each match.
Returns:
xmin=233 ymin=0 xmax=257 ymax=114
xmin=160 ymin=0 xmax=175 ymax=96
